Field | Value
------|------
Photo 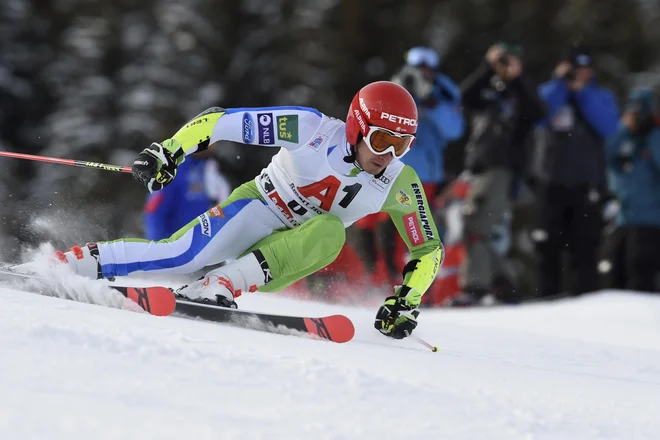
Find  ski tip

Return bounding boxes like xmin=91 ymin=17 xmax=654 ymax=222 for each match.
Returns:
xmin=124 ymin=287 xmax=177 ymax=316
xmin=304 ymin=315 xmax=355 ymax=343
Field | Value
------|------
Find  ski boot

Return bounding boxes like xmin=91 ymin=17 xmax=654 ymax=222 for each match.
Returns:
xmin=13 ymin=243 xmax=102 ymax=280
xmin=174 ymin=272 xmax=238 ymax=309
xmin=54 ymin=243 xmax=103 ymax=280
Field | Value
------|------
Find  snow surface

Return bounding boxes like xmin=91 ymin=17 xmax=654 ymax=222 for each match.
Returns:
xmin=1 ymin=272 xmax=660 ymax=440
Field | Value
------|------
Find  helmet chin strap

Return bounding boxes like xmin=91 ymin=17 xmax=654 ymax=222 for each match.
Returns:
xmin=343 ymin=140 xmax=386 ymax=178
xmin=342 ymin=143 xmax=361 ymax=169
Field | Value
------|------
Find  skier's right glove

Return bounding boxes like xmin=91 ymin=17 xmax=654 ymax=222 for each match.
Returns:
xmin=132 ymin=139 xmax=185 ymax=193
xmin=374 ymin=286 xmax=421 ymax=339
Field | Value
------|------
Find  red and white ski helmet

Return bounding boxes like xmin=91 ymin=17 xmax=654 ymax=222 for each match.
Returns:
xmin=345 ymin=81 xmax=418 ymax=146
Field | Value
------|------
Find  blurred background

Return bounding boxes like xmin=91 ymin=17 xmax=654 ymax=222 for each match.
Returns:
xmin=2 ymin=0 xmax=660 ymax=305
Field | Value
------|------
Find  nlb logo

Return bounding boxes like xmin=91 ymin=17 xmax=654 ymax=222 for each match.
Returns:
xmin=257 ymin=113 xmax=274 ymax=145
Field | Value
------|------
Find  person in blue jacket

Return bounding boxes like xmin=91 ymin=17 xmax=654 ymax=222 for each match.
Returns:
xmin=600 ymin=88 xmax=660 ymax=292
xmin=392 ymin=46 xmax=465 ymax=202
xmin=532 ymin=43 xmax=620 ymax=298
xmin=144 ymin=151 xmax=225 ymax=240
xmin=353 ymin=46 xmax=464 ymax=286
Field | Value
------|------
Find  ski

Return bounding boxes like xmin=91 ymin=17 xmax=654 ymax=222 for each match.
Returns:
xmin=0 ymin=266 xmax=355 ymax=342
xmin=174 ymin=299 xmax=355 ymax=343
xmin=109 ymin=285 xmax=176 ymax=316
xmin=0 ymin=267 xmax=176 ymax=316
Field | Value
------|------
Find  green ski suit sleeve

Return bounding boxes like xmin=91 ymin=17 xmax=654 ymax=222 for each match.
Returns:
xmin=380 ymin=165 xmax=445 ymax=306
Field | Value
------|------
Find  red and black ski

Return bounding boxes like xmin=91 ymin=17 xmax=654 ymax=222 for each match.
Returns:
xmin=174 ymin=299 xmax=355 ymax=343
xmin=0 ymin=267 xmax=176 ymax=316
xmin=111 ymin=285 xmax=176 ymax=316
xmin=0 ymin=266 xmax=354 ymax=342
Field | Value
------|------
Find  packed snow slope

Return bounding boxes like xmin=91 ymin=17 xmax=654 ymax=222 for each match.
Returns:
xmin=1 ymin=274 xmax=659 ymax=440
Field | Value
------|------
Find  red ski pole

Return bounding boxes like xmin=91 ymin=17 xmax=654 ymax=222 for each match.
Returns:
xmin=0 ymin=151 xmax=132 ymax=174
xmin=411 ymin=334 xmax=440 ymax=352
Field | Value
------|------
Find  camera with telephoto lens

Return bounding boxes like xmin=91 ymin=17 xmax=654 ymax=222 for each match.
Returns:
xmin=563 ymin=67 xmax=576 ymax=81
xmin=392 ymin=65 xmax=433 ymax=100
xmin=497 ymin=53 xmax=510 ymax=66
xmin=401 ymin=72 xmax=416 ymax=94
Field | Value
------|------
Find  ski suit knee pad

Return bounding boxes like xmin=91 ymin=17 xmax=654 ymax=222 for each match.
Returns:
xmin=301 ymin=214 xmax=346 ymax=264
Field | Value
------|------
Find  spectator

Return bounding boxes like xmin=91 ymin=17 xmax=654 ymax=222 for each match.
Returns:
xmin=455 ymin=42 xmax=546 ymax=305
xmin=392 ymin=46 xmax=465 ymax=205
xmin=353 ymin=46 xmax=465 ymax=288
xmin=532 ymin=44 xmax=620 ymax=298
xmin=144 ymin=150 xmax=232 ymax=240
xmin=600 ymin=88 xmax=660 ymax=292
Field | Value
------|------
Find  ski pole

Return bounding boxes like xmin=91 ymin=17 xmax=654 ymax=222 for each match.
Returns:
xmin=411 ymin=334 xmax=440 ymax=352
xmin=0 ymin=151 xmax=132 ymax=174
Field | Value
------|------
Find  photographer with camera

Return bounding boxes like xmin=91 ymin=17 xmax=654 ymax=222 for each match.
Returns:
xmin=391 ymin=46 xmax=465 ymax=201
xmin=532 ymin=44 xmax=620 ymax=299
xmin=454 ymin=42 xmax=546 ymax=306
xmin=352 ymin=47 xmax=465 ymax=289
xmin=600 ymin=88 xmax=660 ymax=293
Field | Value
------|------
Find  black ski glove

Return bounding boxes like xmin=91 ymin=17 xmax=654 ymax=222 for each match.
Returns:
xmin=132 ymin=140 xmax=184 ymax=193
xmin=374 ymin=286 xmax=420 ymax=339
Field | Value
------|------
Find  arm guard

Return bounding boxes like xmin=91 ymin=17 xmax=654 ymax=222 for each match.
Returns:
xmin=166 ymin=107 xmax=227 ymax=156
xmin=397 ymin=244 xmax=444 ymax=306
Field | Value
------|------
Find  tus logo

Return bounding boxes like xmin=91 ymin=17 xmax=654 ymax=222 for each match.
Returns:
xmin=277 ymin=115 xmax=299 ymax=143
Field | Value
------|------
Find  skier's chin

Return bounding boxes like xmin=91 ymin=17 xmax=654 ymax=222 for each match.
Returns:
xmin=363 ymin=161 xmax=387 ymax=175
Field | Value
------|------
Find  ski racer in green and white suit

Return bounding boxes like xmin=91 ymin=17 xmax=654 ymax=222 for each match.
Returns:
xmin=54 ymin=81 xmax=445 ymax=340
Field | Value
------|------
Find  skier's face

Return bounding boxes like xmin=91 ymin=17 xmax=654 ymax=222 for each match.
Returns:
xmin=355 ymin=139 xmax=395 ymax=175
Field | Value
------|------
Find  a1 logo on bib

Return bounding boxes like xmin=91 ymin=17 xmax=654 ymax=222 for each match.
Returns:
xmin=277 ymin=115 xmax=299 ymax=143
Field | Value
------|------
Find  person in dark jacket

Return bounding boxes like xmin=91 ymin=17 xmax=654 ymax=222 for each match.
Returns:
xmin=533 ymin=44 xmax=620 ymax=298
xmin=600 ymin=88 xmax=660 ymax=293
xmin=456 ymin=42 xmax=546 ymax=305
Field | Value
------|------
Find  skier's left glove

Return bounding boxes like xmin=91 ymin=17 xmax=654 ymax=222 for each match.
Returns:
xmin=374 ymin=286 xmax=421 ymax=339
xmin=132 ymin=139 xmax=185 ymax=193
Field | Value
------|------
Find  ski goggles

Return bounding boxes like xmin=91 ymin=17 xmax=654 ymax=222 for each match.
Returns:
xmin=364 ymin=125 xmax=415 ymax=159
xmin=406 ymin=47 xmax=440 ymax=69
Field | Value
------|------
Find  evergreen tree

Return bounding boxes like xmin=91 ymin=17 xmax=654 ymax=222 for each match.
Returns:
xmin=1 ymin=0 xmax=660 ymax=252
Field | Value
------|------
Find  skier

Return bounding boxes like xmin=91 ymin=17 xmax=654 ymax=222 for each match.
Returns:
xmin=27 ymin=81 xmax=444 ymax=340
